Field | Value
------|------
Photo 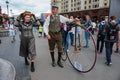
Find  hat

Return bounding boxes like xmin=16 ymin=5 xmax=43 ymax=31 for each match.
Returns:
xmin=52 ymin=5 xmax=59 ymax=9
xmin=23 ymin=11 xmax=32 ymax=17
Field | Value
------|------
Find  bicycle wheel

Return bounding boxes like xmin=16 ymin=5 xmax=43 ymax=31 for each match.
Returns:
xmin=67 ymin=27 xmax=98 ymax=73
xmin=62 ymin=48 xmax=68 ymax=61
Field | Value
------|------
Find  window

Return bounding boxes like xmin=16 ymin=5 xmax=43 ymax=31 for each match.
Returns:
xmin=104 ymin=3 xmax=107 ymax=6
xmin=97 ymin=4 xmax=99 ymax=7
xmin=66 ymin=5 xmax=68 ymax=8
xmin=74 ymin=4 xmax=76 ymax=6
xmin=89 ymin=5 xmax=91 ymax=9
xmin=89 ymin=0 xmax=91 ymax=3
xmin=71 ymin=4 xmax=73 ymax=7
xmin=74 ymin=8 xmax=76 ymax=11
xmin=95 ymin=0 xmax=97 ymax=2
xmin=95 ymin=4 xmax=97 ymax=8
xmin=77 ymin=2 xmax=81 ymax=5
xmin=84 ymin=6 xmax=87 ymax=9
xmin=85 ymin=1 xmax=87 ymax=4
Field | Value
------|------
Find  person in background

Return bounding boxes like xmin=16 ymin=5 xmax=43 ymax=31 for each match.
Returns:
xmin=2 ymin=18 xmax=8 ymax=29
xmin=69 ymin=16 xmax=75 ymax=46
xmin=0 ymin=14 xmax=2 ymax=44
xmin=61 ymin=23 xmax=68 ymax=49
xmin=97 ymin=16 xmax=106 ymax=54
xmin=104 ymin=16 xmax=120 ymax=66
xmin=9 ymin=19 xmax=16 ymax=43
xmin=92 ymin=20 xmax=97 ymax=35
xmin=76 ymin=17 xmax=82 ymax=50
xmin=114 ymin=19 xmax=120 ymax=53
xmin=38 ymin=25 xmax=43 ymax=37
xmin=84 ymin=15 xmax=93 ymax=48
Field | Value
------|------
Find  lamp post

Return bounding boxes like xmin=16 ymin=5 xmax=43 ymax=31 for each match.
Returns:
xmin=0 ymin=6 xmax=2 ymax=14
xmin=10 ymin=9 xmax=12 ymax=17
xmin=6 ymin=0 xmax=9 ymax=16
xmin=108 ymin=0 xmax=111 ymax=21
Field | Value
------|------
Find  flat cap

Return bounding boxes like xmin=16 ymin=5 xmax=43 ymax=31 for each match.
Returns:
xmin=52 ymin=5 xmax=59 ymax=9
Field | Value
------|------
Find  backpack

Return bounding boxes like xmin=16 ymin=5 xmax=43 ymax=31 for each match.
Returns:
xmin=98 ymin=22 xmax=105 ymax=38
xmin=106 ymin=22 xmax=118 ymax=42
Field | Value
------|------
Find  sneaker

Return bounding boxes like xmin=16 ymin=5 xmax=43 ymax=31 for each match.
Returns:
xmin=114 ymin=50 xmax=119 ymax=53
xmin=105 ymin=62 xmax=112 ymax=66
xmin=109 ymin=62 xmax=112 ymax=65
xmin=83 ymin=46 xmax=89 ymax=48
xmin=67 ymin=49 xmax=69 ymax=53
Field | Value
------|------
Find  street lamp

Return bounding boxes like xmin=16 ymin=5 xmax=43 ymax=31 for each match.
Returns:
xmin=6 ymin=0 xmax=9 ymax=16
xmin=10 ymin=9 xmax=12 ymax=16
xmin=108 ymin=0 xmax=111 ymax=21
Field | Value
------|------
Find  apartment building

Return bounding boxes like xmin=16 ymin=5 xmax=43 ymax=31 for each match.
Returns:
xmin=60 ymin=0 xmax=109 ymax=13
xmin=51 ymin=0 xmax=109 ymax=21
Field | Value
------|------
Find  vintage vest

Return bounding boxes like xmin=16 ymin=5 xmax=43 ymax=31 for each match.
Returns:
xmin=49 ymin=15 xmax=60 ymax=32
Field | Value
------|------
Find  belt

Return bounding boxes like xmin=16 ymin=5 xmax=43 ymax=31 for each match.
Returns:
xmin=49 ymin=31 xmax=61 ymax=34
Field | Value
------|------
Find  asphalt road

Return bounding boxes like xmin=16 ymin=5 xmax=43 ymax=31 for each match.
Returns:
xmin=0 ymin=32 xmax=120 ymax=80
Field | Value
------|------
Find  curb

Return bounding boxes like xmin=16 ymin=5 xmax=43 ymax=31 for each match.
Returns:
xmin=0 ymin=58 xmax=16 ymax=80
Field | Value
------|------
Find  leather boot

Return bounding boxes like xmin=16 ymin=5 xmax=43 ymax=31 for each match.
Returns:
xmin=31 ymin=62 xmax=35 ymax=72
xmin=57 ymin=52 xmax=64 ymax=68
xmin=50 ymin=52 xmax=56 ymax=67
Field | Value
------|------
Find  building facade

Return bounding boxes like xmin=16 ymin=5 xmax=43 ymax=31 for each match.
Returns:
xmin=60 ymin=0 xmax=109 ymax=13
xmin=51 ymin=0 xmax=110 ymax=21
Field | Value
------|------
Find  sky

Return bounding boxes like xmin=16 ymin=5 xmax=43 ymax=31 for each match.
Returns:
xmin=0 ymin=0 xmax=51 ymax=17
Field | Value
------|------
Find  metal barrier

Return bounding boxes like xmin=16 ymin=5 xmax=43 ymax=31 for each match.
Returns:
xmin=0 ymin=30 xmax=9 ymax=37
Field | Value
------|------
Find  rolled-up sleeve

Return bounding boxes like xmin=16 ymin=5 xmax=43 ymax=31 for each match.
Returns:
xmin=43 ymin=16 xmax=50 ymax=35
xmin=60 ymin=15 xmax=73 ymax=23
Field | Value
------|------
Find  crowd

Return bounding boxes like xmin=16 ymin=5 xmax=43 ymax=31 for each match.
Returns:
xmin=0 ymin=5 xmax=120 ymax=73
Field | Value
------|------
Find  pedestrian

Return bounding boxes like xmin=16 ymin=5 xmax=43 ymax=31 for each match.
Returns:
xmin=9 ymin=19 xmax=16 ymax=43
xmin=76 ymin=17 xmax=82 ymax=50
xmin=43 ymin=5 xmax=74 ymax=68
xmin=61 ymin=23 xmax=68 ymax=49
xmin=69 ymin=16 xmax=75 ymax=46
xmin=97 ymin=16 xmax=106 ymax=54
xmin=38 ymin=25 xmax=43 ymax=37
xmin=0 ymin=14 xmax=2 ymax=44
xmin=92 ymin=20 xmax=97 ymax=35
xmin=104 ymin=16 xmax=120 ymax=66
xmin=84 ymin=15 xmax=93 ymax=48
xmin=114 ymin=19 xmax=120 ymax=53
xmin=14 ymin=11 xmax=40 ymax=72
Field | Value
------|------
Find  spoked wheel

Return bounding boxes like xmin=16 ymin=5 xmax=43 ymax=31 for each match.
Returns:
xmin=62 ymin=48 xmax=68 ymax=61
xmin=66 ymin=26 xmax=98 ymax=73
